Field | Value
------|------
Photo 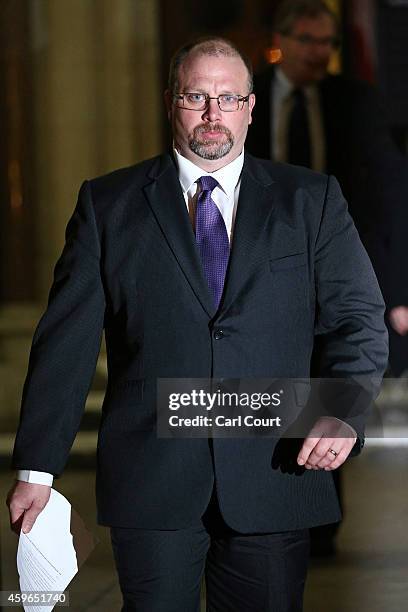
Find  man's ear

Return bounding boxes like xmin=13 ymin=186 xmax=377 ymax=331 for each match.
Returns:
xmin=248 ymin=93 xmax=256 ymax=125
xmin=164 ymin=90 xmax=172 ymax=120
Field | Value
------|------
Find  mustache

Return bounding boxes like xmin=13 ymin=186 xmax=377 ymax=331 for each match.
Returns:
xmin=193 ymin=123 xmax=231 ymax=135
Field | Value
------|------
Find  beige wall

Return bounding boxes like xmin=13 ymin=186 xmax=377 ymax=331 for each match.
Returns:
xmin=28 ymin=0 xmax=162 ymax=300
xmin=0 ymin=1 xmax=162 ymax=428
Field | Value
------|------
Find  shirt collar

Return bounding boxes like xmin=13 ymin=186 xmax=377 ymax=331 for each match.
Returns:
xmin=174 ymin=147 xmax=244 ymax=199
xmin=275 ymin=67 xmax=293 ymax=98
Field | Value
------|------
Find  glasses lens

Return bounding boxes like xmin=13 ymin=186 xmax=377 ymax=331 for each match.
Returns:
xmin=295 ymin=34 xmax=339 ymax=48
xmin=218 ymin=95 xmax=239 ymax=111
xmin=184 ymin=93 xmax=206 ymax=109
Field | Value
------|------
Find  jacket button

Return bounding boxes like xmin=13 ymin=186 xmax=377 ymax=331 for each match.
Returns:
xmin=214 ymin=330 xmax=224 ymax=340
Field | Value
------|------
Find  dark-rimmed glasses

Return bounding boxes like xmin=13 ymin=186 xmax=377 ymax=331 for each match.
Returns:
xmin=173 ymin=93 xmax=250 ymax=112
xmin=286 ymin=34 xmax=340 ymax=49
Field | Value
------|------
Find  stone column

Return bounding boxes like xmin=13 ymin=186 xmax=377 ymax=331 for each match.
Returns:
xmin=96 ymin=0 xmax=162 ymax=170
xmin=1 ymin=0 xmax=162 ymax=427
xmin=28 ymin=0 xmax=162 ymax=299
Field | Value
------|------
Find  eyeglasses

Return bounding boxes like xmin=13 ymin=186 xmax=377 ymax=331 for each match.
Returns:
xmin=173 ymin=92 xmax=250 ymax=112
xmin=287 ymin=34 xmax=340 ymax=49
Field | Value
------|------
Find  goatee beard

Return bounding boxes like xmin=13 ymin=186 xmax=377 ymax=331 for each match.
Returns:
xmin=189 ymin=124 xmax=234 ymax=160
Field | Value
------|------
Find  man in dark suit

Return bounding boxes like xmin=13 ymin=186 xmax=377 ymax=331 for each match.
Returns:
xmin=7 ymin=36 xmax=387 ymax=611
xmin=246 ymin=0 xmax=408 ymax=378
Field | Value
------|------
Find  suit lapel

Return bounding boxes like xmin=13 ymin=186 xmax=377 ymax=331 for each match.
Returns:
xmin=143 ymin=153 xmax=276 ymax=318
xmin=143 ymin=153 xmax=215 ymax=318
xmin=221 ymin=154 xmax=276 ymax=313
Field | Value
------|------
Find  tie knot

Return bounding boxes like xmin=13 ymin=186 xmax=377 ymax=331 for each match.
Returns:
xmin=199 ymin=175 xmax=218 ymax=193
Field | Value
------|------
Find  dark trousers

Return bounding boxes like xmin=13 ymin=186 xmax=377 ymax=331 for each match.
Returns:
xmin=110 ymin=490 xmax=310 ymax=612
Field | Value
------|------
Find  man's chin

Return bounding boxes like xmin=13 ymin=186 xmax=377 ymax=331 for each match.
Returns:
xmin=189 ymin=139 xmax=233 ymax=161
xmin=193 ymin=148 xmax=230 ymax=161
xmin=304 ymin=65 xmax=328 ymax=83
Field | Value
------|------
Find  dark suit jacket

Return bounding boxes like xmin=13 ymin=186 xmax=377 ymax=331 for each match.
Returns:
xmin=247 ymin=67 xmax=408 ymax=374
xmin=12 ymin=153 xmax=388 ymax=532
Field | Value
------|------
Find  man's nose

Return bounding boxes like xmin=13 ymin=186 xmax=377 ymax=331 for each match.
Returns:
xmin=202 ymin=98 xmax=222 ymax=122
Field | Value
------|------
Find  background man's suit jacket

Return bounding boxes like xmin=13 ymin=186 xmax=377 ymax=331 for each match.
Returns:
xmin=12 ymin=153 xmax=388 ymax=532
xmin=246 ymin=67 xmax=407 ymax=375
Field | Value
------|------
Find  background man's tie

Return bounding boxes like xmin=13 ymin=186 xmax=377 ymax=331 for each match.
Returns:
xmin=288 ymin=88 xmax=311 ymax=168
xmin=195 ymin=175 xmax=230 ymax=308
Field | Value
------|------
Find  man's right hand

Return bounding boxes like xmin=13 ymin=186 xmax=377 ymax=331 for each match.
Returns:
xmin=6 ymin=481 xmax=51 ymax=534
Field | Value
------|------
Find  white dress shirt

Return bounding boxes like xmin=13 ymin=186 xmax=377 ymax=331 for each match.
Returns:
xmin=17 ymin=148 xmax=245 ymax=487
xmin=174 ymin=147 xmax=244 ymax=242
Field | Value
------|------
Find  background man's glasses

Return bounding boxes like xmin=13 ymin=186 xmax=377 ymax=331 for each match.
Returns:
xmin=174 ymin=93 xmax=250 ymax=112
xmin=286 ymin=34 xmax=340 ymax=49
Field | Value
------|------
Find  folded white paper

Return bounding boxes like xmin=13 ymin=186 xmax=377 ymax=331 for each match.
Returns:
xmin=17 ymin=488 xmax=96 ymax=612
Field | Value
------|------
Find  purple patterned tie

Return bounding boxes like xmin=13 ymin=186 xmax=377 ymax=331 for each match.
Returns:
xmin=195 ymin=176 xmax=230 ymax=308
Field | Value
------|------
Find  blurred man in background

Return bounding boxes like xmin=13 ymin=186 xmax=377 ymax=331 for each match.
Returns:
xmin=247 ymin=0 xmax=408 ymax=554
xmin=247 ymin=0 xmax=408 ymax=376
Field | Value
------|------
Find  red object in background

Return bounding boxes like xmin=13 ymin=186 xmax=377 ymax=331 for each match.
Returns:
xmin=348 ymin=0 xmax=378 ymax=83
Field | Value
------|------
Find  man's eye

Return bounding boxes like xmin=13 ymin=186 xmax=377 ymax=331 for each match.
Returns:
xmin=186 ymin=93 xmax=205 ymax=103
xmin=220 ymin=95 xmax=238 ymax=103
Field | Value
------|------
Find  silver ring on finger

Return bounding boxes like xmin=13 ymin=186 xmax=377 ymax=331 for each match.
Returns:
xmin=328 ymin=448 xmax=338 ymax=458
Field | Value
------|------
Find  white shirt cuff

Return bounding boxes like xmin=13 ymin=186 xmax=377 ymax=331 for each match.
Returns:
xmin=17 ymin=470 xmax=54 ymax=486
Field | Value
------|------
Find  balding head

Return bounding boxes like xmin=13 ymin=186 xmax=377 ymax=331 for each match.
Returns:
xmin=168 ymin=36 xmax=253 ymax=96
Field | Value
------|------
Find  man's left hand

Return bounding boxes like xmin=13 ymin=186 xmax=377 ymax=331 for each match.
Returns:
xmin=389 ymin=306 xmax=408 ymax=336
xmin=296 ymin=417 xmax=357 ymax=471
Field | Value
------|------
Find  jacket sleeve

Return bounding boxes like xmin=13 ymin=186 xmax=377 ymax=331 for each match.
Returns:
xmin=12 ymin=180 xmax=105 ymax=476
xmin=312 ymin=175 xmax=389 ymax=450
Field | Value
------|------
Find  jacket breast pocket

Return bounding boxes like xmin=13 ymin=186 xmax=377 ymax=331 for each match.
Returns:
xmin=268 ymin=252 xmax=310 ymax=313
xmin=100 ymin=379 xmax=154 ymax=432
xmin=269 ymin=252 xmax=307 ymax=272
